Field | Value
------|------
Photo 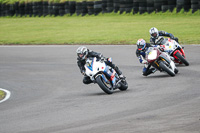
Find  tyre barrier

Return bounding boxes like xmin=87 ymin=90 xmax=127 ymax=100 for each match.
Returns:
xmin=94 ymin=1 xmax=102 ymax=15
xmin=0 ymin=0 xmax=199 ymax=17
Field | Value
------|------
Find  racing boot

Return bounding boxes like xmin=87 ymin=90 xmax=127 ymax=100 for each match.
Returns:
xmin=107 ymin=61 xmax=125 ymax=79
xmin=114 ymin=66 xmax=125 ymax=79
xmin=143 ymin=68 xmax=156 ymax=76
xmin=174 ymin=67 xmax=179 ymax=74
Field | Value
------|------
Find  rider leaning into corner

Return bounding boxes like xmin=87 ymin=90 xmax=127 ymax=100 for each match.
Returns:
xmin=76 ymin=46 xmax=125 ymax=84
xmin=136 ymin=39 xmax=157 ymax=76
xmin=149 ymin=27 xmax=179 ymax=45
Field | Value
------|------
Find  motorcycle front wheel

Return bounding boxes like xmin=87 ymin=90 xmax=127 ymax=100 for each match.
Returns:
xmin=175 ymin=52 xmax=189 ymax=66
xmin=96 ymin=75 xmax=113 ymax=94
xmin=159 ymin=61 xmax=175 ymax=77
xmin=119 ymin=79 xmax=128 ymax=91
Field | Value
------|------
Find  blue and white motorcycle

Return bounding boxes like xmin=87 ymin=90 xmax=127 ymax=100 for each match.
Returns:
xmin=84 ymin=57 xmax=128 ymax=94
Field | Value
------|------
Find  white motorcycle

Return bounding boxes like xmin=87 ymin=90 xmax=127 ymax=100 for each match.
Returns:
xmin=155 ymin=36 xmax=189 ymax=66
xmin=84 ymin=57 xmax=128 ymax=94
xmin=145 ymin=47 xmax=178 ymax=77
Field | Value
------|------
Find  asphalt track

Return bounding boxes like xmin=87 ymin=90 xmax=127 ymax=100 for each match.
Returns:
xmin=0 ymin=45 xmax=200 ymax=133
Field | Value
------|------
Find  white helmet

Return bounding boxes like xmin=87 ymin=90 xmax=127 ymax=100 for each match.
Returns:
xmin=149 ymin=27 xmax=159 ymax=38
xmin=76 ymin=46 xmax=88 ymax=60
xmin=136 ymin=39 xmax=146 ymax=51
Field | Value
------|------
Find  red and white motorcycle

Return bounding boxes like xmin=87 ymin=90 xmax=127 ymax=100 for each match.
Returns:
xmin=145 ymin=47 xmax=178 ymax=77
xmin=84 ymin=57 xmax=128 ymax=94
xmin=155 ymin=37 xmax=189 ymax=66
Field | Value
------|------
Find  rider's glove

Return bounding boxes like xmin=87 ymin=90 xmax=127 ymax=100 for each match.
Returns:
xmin=107 ymin=57 xmax=112 ymax=63
xmin=159 ymin=47 xmax=165 ymax=52
xmin=142 ymin=60 xmax=148 ymax=64
xmin=100 ymin=57 xmax=105 ymax=62
xmin=174 ymin=37 xmax=179 ymax=43
xmin=81 ymin=70 xmax=86 ymax=75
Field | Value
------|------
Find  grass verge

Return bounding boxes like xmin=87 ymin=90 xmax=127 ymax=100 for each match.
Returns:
xmin=0 ymin=90 xmax=6 ymax=101
xmin=0 ymin=10 xmax=200 ymax=45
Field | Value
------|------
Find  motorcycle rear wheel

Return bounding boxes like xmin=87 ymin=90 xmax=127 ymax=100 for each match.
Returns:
xmin=175 ymin=52 xmax=189 ymax=66
xmin=96 ymin=75 xmax=113 ymax=94
xmin=159 ymin=61 xmax=175 ymax=77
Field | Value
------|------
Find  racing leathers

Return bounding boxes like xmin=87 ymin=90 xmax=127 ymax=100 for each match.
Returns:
xmin=150 ymin=30 xmax=179 ymax=45
xmin=77 ymin=49 xmax=123 ymax=84
xmin=136 ymin=43 xmax=156 ymax=76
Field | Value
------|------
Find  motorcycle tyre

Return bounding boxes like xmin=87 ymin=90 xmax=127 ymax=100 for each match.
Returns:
xmin=159 ymin=61 xmax=175 ymax=77
xmin=119 ymin=79 xmax=128 ymax=91
xmin=96 ymin=75 xmax=113 ymax=94
xmin=175 ymin=52 xmax=189 ymax=66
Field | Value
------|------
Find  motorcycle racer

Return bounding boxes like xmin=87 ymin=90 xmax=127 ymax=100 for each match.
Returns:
xmin=136 ymin=39 xmax=157 ymax=76
xmin=76 ymin=46 xmax=124 ymax=84
xmin=149 ymin=27 xmax=179 ymax=45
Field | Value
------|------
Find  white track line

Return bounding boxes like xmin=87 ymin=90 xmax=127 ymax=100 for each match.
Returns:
xmin=0 ymin=88 xmax=11 ymax=103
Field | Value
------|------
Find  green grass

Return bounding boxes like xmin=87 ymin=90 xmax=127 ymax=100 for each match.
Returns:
xmin=0 ymin=90 xmax=5 ymax=101
xmin=0 ymin=10 xmax=200 ymax=45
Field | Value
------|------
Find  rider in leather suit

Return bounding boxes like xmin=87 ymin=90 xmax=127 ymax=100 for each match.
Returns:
xmin=76 ymin=46 xmax=124 ymax=84
xmin=136 ymin=39 xmax=157 ymax=76
xmin=149 ymin=27 xmax=179 ymax=45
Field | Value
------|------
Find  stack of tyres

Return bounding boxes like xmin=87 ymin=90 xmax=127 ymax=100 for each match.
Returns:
xmin=139 ymin=0 xmax=147 ymax=14
xmin=4 ymin=4 xmax=8 ymax=16
xmin=107 ymin=0 xmax=114 ymax=13
xmin=102 ymin=0 xmax=107 ymax=13
xmin=19 ymin=2 xmax=25 ymax=17
xmin=119 ymin=0 xmax=126 ymax=13
xmin=25 ymin=3 xmax=33 ymax=17
xmin=154 ymin=0 xmax=168 ymax=12
xmin=168 ymin=0 xmax=176 ymax=12
xmin=176 ymin=0 xmax=191 ymax=12
xmin=38 ymin=2 xmax=43 ymax=17
xmin=64 ymin=1 xmax=70 ymax=15
xmin=69 ymin=1 xmax=76 ymax=15
xmin=87 ymin=1 xmax=94 ymax=15
xmin=6 ymin=4 xmax=15 ymax=16
xmin=191 ymin=0 xmax=199 ymax=13
xmin=32 ymin=2 xmax=38 ymax=17
xmin=59 ymin=3 xmax=65 ymax=16
xmin=113 ymin=0 xmax=120 ymax=13
xmin=0 ymin=4 xmax=1 ymax=17
xmin=76 ymin=2 xmax=82 ymax=16
xmin=147 ymin=0 xmax=154 ymax=13
xmin=199 ymin=1 xmax=200 ymax=11
xmin=53 ymin=3 xmax=59 ymax=16
xmin=119 ymin=0 xmax=132 ymax=13
xmin=176 ymin=0 xmax=183 ymax=12
xmin=82 ymin=1 xmax=88 ymax=16
xmin=94 ymin=1 xmax=102 ymax=15
xmin=15 ymin=2 xmax=19 ymax=16
xmin=4 ymin=4 xmax=9 ymax=16
xmin=184 ymin=0 xmax=191 ymax=12
xmin=133 ymin=0 xmax=139 ymax=13
xmin=125 ymin=0 xmax=133 ymax=13
xmin=43 ymin=1 xmax=48 ymax=17
xmin=161 ymin=0 xmax=169 ymax=12
xmin=0 ymin=4 xmax=1 ymax=16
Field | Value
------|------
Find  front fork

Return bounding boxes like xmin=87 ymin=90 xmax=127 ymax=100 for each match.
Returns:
xmin=102 ymin=66 xmax=118 ymax=87
xmin=153 ymin=56 xmax=171 ymax=71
